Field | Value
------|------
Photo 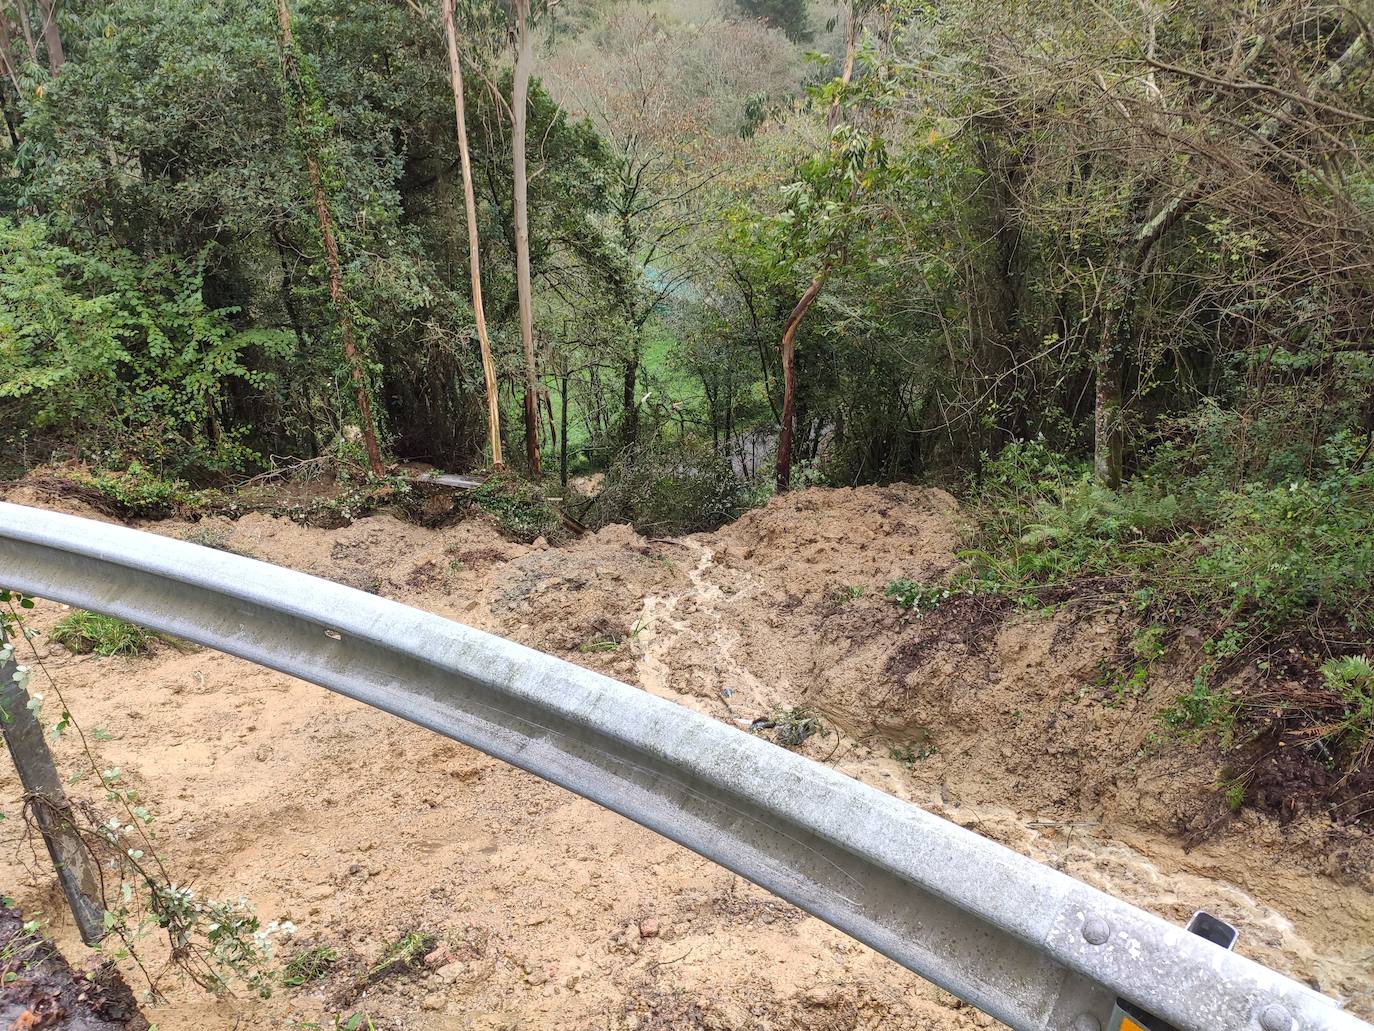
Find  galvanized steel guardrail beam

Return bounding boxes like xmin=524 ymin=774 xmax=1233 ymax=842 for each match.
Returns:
xmin=0 ymin=501 xmax=1366 ymax=1031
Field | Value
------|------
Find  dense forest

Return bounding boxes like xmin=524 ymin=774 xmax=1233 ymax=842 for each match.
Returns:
xmin=1 ymin=5 xmax=1374 ymax=1016
xmin=1 ymin=1 xmax=1372 ymax=757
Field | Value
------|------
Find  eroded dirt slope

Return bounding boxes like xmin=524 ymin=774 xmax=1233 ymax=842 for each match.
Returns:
xmin=1 ymin=484 xmax=1370 ymax=1029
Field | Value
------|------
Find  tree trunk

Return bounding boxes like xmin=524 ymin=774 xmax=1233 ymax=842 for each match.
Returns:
xmin=1093 ymin=328 xmax=1123 ymax=489
xmin=775 ymin=270 xmax=829 ymax=493
xmin=621 ymin=340 xmax=640 ymax=449
xmin=775 ymin=2 xmax=856 ymax=494
xmin=826 ymin=0 xmax=856 ymax=132
xmin=275 ymin=0 xmax=384 ymax=476
xmin=559 ymin=364 xmax=570 ymax=487
xmin=0 ymin=9 xmax=21 ymax=94
xmin=511 ymin=0 xmax=541 ymax=478
xmin=36 ymin=0 xmax=60 ymax=73
xmin=13 ymin=1 xmax=37 ymax=67
xmin=441 ymin=0 xmax=503 ymax=470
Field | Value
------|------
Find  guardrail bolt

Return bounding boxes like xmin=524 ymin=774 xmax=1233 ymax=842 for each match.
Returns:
xmin=1259 ymin=1005 xmax=1294 ymax=1031
xmin=1081 ymin=914 xmax=1111 ymax=945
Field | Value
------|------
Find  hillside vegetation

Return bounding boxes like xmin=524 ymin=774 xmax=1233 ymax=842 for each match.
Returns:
xmin=0 ymin=0 xmax=1371 ymax=818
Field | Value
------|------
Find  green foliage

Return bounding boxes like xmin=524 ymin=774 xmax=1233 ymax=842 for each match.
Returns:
xmin=1219 ymin=772 xmax=1248 ymax=814
xmin=589 ymin=443 xmax=753 ymax=536
xmin=733 ymin=0 xmax=811 ymax=41
xmin=1159 ymin=673 xmax=1242 ymax=745
xmin=0 ymin=221 xmax=292 ymax=473
xmin=884 ymin=579 xmax=954 ymax=615
xmin=1318 ymin=655 xmax=1374 ymax=767
xmin=282 ymin=944 xmax=338 ymax=987
xmin=830 ymin=584 xmax=865 ymax=604
xmin=50 ymin=612 xmax=152 ymax=658
xmin=965 ymin=439 xmax=1374 ymax=646
xmin=467 ymin=474 xmax=562 ymax=543
xmin=368 ymin=931 xmax=435 ymax=982
xmin=78 ymin=463 xmax=215 ymax=516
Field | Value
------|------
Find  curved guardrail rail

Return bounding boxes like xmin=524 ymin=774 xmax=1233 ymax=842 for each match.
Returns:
xmin=0 ymin=501 xmax=1366 ymax=1031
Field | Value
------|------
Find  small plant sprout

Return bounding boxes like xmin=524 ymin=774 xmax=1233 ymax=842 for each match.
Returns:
xmin=885 ymin=579 xmax=954 ymax=615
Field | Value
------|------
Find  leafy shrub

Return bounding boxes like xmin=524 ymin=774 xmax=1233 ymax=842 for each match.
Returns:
xmin=589 ymin=443 xmax=752 ymax=536
xmin=965 ymin=438 xmax=1374 ymax=646
xmin=0 ymin=219 xmax=292 ymax=474
xmin=885 ymin=579 xmax=953 ymax=614
xmin=467 ymin=474 xmax=563 ymax=543
xmin=1317 ymin=655 xmax=1374 ymax=769
xmin=1191 ymin=478 xmax=1374 ymax=639
xmin=50 ymin=611 xmax=152 ymax=657
xmin=79 ymin=462 xmax=215 ymax=516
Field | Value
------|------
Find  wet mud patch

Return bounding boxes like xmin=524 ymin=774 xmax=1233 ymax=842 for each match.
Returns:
xmin=0 ymin=905 xmax=148 ymax=1031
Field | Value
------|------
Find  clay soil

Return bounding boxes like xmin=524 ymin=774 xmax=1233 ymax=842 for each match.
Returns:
xmin=1 ymin=483 xmax=1371 ymax=1030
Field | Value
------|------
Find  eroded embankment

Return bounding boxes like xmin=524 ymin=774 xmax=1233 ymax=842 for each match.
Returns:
xmin=0 ymin=483 xmax=1370 ymax=1030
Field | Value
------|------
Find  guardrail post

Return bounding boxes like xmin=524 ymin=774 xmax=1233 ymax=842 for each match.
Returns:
xmin=0 ymin=627 xmax=108 ymax=946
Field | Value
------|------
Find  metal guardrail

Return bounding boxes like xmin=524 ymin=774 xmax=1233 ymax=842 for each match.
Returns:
xmin=0 ymin=500 xmax=1366 ymax=1031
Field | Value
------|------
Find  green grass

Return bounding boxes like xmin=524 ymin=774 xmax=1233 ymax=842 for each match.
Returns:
xmin=282 ymin=944 xmax=337 ymax=987
xmin=50 ymin=611 xmax=152 ymax=657
xmin=367 ymin=931 xmax=434 ymax=983
xmin=544 ymin=318 xmax=702 ymax=474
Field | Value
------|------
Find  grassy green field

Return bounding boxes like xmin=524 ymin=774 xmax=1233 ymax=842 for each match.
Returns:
xmin=544 ymin=319 xmax=703 ymax=473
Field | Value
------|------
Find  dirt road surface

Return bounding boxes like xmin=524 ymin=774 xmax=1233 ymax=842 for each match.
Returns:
xmin=2 ymin=485 xmax=1370 ymax=1029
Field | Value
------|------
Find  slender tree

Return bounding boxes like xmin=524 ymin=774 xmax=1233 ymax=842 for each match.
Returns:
xmin=0 ymin=8 xmax=21 ymax=94
xmin=775 ymin=0 xmax=856 ymax=493
xmin=274 ymin=0 xmax=384 ymax=476
xmin=441 ymin=0 xmax=504 ymax=469
xmin=511 ymin=0 xmax=541 ymax=477
xmin=36 ymin=0 xmax=59 ymax=72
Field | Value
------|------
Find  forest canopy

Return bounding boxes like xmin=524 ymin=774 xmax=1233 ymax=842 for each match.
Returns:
xmin=0 ymin=0 xmax=1371 ymax=647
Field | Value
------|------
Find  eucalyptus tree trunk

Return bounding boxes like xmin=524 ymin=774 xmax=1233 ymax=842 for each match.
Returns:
xmin=0 ymin=9 xmax=20 ymax=94
xmin=776 ymin=1 xmax=855 ymax=492
xmin=511 ymin=0 xmax=541 ymax=478
xmin=441 ymin=0 xmax=504 ymax=470
xmin=12 ymin=1 xmax=37 ymax=66
xmin=274 ymin=0 xmax=384 ymax=476
xmin=36 ymin=0 xmax=59 ymax=72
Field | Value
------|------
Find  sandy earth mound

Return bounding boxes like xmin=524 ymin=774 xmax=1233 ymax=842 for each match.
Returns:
xmin=0 ymin=484 xmax=1370 ymax=1029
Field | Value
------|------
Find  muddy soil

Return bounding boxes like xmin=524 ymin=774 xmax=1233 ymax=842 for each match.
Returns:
xmin=1 ymin=484 xmax=1371 ymax=1030
xmin=0 ymin=903 xmax=147 ymax=1030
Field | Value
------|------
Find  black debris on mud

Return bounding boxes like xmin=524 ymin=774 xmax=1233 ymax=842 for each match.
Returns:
xmin=1245 ymin=740 xmax=1374 ymax=826
xmin=0 ymin=904 xmax=148 ymax=1030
